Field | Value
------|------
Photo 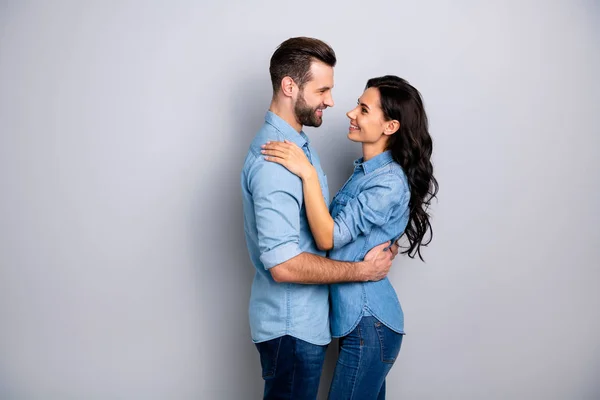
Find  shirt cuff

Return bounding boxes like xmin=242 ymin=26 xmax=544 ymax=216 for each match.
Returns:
xmin=260 ymin=242 xmax=303 ymax=270
xmin=333 ymin=220 xmax=352 ymax=249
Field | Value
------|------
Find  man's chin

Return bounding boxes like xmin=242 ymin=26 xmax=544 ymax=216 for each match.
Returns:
xmin=303 ymin=118 xmax=323 ymax=128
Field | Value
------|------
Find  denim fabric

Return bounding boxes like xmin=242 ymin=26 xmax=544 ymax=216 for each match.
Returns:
xmin=328 ymin=316 xmax=403 ymax=400
xmin=328 ymin=151 xmax=410 ymax=337
xmin=241 ymin=111 xmax=331 ymax=345
xmin=255 ymin=335 xmax=328 ymax=400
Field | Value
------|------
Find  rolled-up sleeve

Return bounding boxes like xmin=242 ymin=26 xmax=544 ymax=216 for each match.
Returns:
xmin=333 ymin=174 xmax=407 ymax=249
xmin=249 ymin=159 xmax=304 ymax=269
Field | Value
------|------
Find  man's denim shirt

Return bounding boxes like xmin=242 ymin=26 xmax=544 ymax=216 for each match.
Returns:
xmin=328 ymin=150 xmax=410 ymax=337
xmin=241 ymin=111 xmax=330 ymax=345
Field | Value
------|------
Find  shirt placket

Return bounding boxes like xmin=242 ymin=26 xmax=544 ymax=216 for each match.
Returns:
xmin=302 ymin=144 xmax=313 ymax=165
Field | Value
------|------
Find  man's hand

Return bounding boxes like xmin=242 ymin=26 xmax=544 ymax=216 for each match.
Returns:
xmin=389 ymin=241 xmax=399 ymax=260
xmin=361 ymin=241 xmax=393 ymax=282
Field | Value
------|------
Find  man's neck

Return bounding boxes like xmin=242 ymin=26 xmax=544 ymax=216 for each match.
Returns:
xmin=269 ymin=100 xmax=302 ymax=133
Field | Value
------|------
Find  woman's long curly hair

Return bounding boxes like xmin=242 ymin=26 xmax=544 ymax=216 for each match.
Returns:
xmin=366 ymin=75 xmax=439 ymax=260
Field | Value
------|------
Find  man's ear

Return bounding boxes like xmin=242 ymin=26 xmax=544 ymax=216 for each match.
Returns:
xmin=280 ymin=76 xmax=295 ymax=97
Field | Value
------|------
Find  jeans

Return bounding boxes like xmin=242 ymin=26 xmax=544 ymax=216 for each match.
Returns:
xmin=255 ymin=335 xmax=328 ymax=400
xmin=328 ymin=316 xmax=403 ymax=400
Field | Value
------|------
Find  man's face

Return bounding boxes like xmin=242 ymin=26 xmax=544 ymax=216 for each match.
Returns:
xmin=294 ymin=61 xmax=334 ymax=128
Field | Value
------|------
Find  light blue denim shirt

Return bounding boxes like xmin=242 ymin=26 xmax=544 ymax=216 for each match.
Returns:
xmin=328 ymin=150 xmax=410 ymax=338
xmin=241 ymin=111 xmax=331 ymax=345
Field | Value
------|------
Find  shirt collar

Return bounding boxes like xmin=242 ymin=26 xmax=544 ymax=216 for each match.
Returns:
xmin=353 ymin=150 xmax=394 ymax=174
xmin=265 ymin=111 xmax=310 ymax=148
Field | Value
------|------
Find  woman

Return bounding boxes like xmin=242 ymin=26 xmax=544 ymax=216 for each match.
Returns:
xmin=261 ymin=75 xmax=438 ymax=399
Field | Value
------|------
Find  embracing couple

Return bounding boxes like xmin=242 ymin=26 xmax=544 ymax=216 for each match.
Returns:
xmin=241 ymin=37 xmax=438 ymax=400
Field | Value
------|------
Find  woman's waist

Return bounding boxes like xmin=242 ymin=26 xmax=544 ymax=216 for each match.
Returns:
xmin=328 ymin=233 xmax=403 ymax=262
xmin=330 ymin=279 xmax=400 ymax=304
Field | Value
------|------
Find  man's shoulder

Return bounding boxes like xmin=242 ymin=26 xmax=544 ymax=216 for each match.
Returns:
xmin=243 ymin=127 xmax=302 ymax=195
xmin=247 ymin=123 xmax=286 ymax=157
xmin=242 ymin=123 xmax=285 ymax=175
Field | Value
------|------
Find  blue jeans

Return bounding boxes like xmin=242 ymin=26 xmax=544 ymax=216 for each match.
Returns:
xmin=255 ymin=335 xmax=328 ymax=400
xmin=328 ymin=316 xmax=403 ymax=400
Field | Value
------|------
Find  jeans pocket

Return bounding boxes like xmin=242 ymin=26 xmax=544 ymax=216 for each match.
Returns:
xmin=255 ymin=337 xmax=282 ymax=379
xmin=374 ymin=321 xmax=403 ymax=364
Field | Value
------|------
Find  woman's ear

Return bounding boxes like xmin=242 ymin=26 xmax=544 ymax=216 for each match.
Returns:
xmin=383 ymin=120 xmax=400 ymax=136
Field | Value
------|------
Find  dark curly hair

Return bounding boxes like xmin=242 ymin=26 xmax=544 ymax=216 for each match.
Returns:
xmin=366 ymin=75 xmax=439 ymax=261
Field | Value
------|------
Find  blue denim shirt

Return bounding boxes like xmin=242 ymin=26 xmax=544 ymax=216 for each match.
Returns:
xmin=328 ymin=150 xmax=410 ymax=337
xmin=241 ymin=111 xmax=331 ymax=345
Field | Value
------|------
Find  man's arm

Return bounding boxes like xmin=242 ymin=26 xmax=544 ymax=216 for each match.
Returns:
xmin=270 ymin=241 xmax=392 ymax=284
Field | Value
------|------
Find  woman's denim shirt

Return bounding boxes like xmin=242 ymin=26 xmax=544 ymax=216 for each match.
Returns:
xmin=328 ymin=150 xmax=410 ymax=337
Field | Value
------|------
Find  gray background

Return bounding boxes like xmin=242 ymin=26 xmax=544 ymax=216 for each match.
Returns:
xmin=1 ymin=1 xmax=599 ymax=399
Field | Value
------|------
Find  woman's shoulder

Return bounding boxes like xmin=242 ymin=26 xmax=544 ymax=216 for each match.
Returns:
xmin=368 ymin=161 xmax=409 ymax=189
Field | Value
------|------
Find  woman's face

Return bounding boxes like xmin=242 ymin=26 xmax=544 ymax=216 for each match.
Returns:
xmin=346 ymin=87 xmax=395 ymax=145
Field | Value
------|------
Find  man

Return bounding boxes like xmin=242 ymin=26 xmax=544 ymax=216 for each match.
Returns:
xmin=241 ymin=37 xmax=398 ymax=399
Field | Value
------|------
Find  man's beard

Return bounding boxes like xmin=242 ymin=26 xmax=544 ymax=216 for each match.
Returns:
xmin=294 ymin=91 xmax=324 ymax=128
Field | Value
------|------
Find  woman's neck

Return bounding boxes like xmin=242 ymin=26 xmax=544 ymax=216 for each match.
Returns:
xmin=362 ymin=140 xmax=388 ymax=161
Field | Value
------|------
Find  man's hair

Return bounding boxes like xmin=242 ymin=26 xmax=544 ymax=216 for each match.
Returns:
xmin=269 ymin=37 xmax=336 ymax=93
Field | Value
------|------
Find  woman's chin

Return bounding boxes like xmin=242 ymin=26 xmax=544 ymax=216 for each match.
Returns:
xmin=347 ymin=132 xmax=361 ymax=143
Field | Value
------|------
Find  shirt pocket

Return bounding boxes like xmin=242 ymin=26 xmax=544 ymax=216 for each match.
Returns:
xmin=330 ymin=191 xmax=355 ymax=216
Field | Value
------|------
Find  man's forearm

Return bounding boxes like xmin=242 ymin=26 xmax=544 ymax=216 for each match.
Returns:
xmin=270 ymin=252 xmax=366 ymax=284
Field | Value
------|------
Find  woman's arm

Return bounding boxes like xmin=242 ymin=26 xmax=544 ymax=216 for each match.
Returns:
xmin=262 ymin=140 xmax=334 ymax=250
xmin=300 ymin=168 xmax=334 ymax=250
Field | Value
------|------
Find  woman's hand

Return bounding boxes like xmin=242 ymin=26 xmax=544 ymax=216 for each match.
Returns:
xmin=261 ymin=140 xmax=315 ymax=180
